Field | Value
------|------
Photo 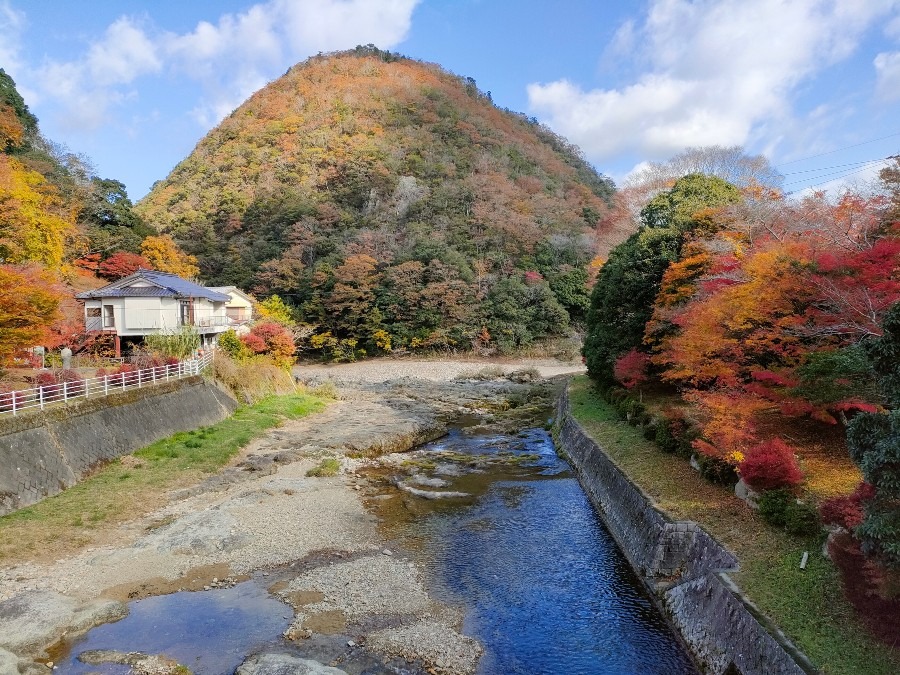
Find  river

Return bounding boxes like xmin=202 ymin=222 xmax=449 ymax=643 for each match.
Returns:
xmin=55 ymin=406 xmax=696 ymax=674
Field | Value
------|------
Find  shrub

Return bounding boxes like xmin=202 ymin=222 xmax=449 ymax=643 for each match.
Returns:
xmin=655 ymin=422 xmax=679 ymax=453
xmin=784 ymin=500 xmax=820 ymax=536
xmin=695 ymin=453 xmax=738 ymax=485
xmin=828 ymin=531 xmax=900 ymax=647
xmin=0 ymin=387 xmax=25 ymax=412
xmin=758 ymin=488 xmax=793 ymax=527
xmin=143 ymin=326 xmax=201 ymax=359
xmin=218 ymin=329 xmax=249 ymax=359
xmin=819 ymin=481 xmax=875 ymax=532
xmin=820 ymin=482 xmax=875 ymax=531
xmin=738 ymin=438 xmax=804 ymax=492
xmin=56 ymin=369 xmax=85 ymax=397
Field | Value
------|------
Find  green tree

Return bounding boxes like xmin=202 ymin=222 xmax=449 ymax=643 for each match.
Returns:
xmin=640 ymin=173 xmax=742 ymax=232
xmin=846 ymin=302 xmax=900 ymax=565
xmin=0 ymin=69 xmax=38 ymax=139
xmin=583 ymin=174 xmax=742 ymax=383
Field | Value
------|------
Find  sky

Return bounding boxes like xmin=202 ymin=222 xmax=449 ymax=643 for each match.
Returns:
xmin=2 ymin=0 xmax=900 ymax=200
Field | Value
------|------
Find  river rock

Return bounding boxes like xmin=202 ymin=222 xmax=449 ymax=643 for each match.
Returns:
xmin=78 ymin=650 xmax=186 ymax=674
xmin=398 ymin=484 xmax=470 ymax=500
xmin=136 ymin=508 xmax=249 ymax=555
xmin=734 ymin=478 xmax=760 ymax=509
xmin=0 ymin=648 xmax=19 ymax=675
xmin=409 ymin=474 xmax=449 ymax=488
xmin=236 ymin=653 xmax=348 ymax=675
xmin=0 ymin=591 xmax=126 ymax=658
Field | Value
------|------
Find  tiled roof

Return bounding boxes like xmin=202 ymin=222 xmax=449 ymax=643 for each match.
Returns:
xmin=75 ymin=269 xmax=231 ymax=301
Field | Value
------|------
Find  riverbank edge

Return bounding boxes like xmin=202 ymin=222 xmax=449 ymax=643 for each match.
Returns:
xmin=554 ymin=385 xmax=816 ymax=675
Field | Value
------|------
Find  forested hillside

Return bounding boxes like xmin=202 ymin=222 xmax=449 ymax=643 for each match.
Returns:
xmin=136 ymin=46 xmax=619 ymax=356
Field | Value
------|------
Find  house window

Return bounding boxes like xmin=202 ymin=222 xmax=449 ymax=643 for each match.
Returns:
xmin=180 ymin=300 xmax=194 ymax=326
xmin=103 ymin=305 xmax=115 ymax=328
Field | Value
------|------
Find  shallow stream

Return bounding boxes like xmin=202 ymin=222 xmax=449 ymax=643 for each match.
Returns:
xmin=367 ymin=422 xmax=697 ymax=675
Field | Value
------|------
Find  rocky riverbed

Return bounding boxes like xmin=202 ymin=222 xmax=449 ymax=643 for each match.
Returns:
xmin=0 ymin=358 xmax=582 ymax=675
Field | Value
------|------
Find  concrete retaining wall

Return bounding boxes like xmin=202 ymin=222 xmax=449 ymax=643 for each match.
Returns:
xmin=0 ymin=378 xmax=238 ymax=515
xmin=556 ymin=389 xmax=814 ymax=675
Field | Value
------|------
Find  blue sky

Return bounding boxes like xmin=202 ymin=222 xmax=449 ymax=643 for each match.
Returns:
xmin=2 ymin=0 xmax=900 ymax=200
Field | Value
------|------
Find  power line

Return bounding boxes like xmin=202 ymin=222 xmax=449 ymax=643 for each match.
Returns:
xmin=784 ymin=158 xmax=892 ymax=195
xmin=780 ymin=157 xmax=889 ymax=177
xmin=776 ymin=131 xmax=900 ymax=167
xmin=782 ymin=157 xmax=890 ymax=188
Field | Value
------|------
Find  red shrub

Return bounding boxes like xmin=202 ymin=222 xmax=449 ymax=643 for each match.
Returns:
xmin=240 ymin=332 xmax=268 ymax=354
xmin=57 ymin=369 xmax=85 ymax=396
xmin=0 ymin=387 xmax=25 ymax=412
xmin=738 ymin=438 xmax=804 ymax=491
xmin=828 ymin=532 xmax=900 ymax=647
xmin=819 ymin=482 xmax=876 ymax=530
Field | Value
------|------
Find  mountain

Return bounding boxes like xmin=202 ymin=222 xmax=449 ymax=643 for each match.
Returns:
xmin=136 ymin=46 xmax=619 ymax=355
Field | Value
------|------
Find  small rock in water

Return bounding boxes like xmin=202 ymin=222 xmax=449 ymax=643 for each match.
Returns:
xmin=382 ymin=549 xmax=392 ymax=556
xmin=347 ymin=640 xmax=356 ymax=647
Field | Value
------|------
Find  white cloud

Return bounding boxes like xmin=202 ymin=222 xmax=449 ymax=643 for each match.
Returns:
xmin=87 ymin=18 xmax=162 ymax=86
xmin=528 ymin=0 xmax=899 ymax=163
xmin=874 ymin=51 xmax=900 ymax=100
xmin=0 ymin=0 xmax=24 ymax=69
xmin=17 ymin=0 xmax=420 ymax=132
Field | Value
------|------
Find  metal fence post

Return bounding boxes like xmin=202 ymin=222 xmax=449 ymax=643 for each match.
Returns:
xmin=11 ymin=392 xmax=16 ymax=416
xmin=39 ymin=387 xmax=44 ymax=410
xmin=104 ymin=375 xmax=109 ymax=396
xmin=138 ymin=368 xmax=142 ymax=388
xmin=63 ymin=381 xmax=68 ymax=404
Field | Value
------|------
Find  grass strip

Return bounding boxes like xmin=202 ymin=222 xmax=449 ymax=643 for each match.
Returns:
xmin=567 ymin=376 xmax=899 ymax=675
xmin=0 ymin=393 xmax=325 ymax=565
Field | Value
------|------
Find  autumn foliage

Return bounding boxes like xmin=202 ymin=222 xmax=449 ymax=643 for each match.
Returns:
xmin=738 ymin=438 xmax=804 ymax=491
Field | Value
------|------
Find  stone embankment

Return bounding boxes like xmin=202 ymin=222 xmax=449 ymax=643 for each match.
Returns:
xmin=0 ymin=359 xmax=582 ymax=675
xmin=0 ymin=377 xmax=237 ymax=515
xmin=555 ymin=388 xmax=816 ymax=675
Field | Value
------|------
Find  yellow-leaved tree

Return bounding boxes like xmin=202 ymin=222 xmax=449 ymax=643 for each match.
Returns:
xmin=140 ymin=234 xmax=199 ymax=278
xmin=0 ymin=155 xmax=78 ymax=268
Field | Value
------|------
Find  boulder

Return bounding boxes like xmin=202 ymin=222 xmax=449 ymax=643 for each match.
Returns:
xmin=236 ymin=653 xmax=348 ymax=675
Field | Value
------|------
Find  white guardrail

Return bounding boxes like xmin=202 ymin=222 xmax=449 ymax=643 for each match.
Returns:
xmin=0 ymin=350 xmax=215 ymax=417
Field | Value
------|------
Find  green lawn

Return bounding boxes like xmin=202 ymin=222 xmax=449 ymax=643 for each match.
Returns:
xmin=0 ymin=393 xmax=325 ymax=564
xmin=567 ymin=376 xmax=899 ymax=675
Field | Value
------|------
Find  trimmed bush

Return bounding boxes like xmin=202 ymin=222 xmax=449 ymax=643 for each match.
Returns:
xmin=696 ymin=453 xmax=738 ymax=485
xmin=784 ymin=501 xmax=820 ymax=536
xmin=758 ymin=488 xmax=792 ymax=527
xmin=738 ymin=438 xmax=804 ymax=492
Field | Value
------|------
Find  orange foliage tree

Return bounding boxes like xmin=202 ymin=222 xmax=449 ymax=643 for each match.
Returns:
xmin=0 ymin=265 xmax=63 ymax=366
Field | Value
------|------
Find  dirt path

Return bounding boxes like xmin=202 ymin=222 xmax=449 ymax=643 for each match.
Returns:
xmin=0 ymin=359 xmax=581 ymax=675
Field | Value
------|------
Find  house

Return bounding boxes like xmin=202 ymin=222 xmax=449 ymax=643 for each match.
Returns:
xmin=75 ymin=269 xmax=234 ymax=356
xmin=207 ymin=286 xmax=254 ymax=326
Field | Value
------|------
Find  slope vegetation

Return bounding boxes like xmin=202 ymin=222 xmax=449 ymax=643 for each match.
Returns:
xmin=137 ymin=47 xmax=617 ymax=356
